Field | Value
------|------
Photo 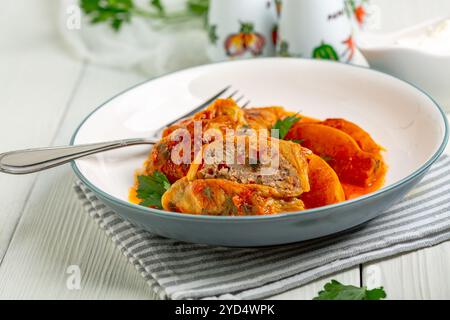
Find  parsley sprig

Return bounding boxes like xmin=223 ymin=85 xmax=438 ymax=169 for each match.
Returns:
xmin=136 ymin=171 xmax=171 ymax=209
xmin=271 ymin=114 xmax=301 ymax=140
xmin=313 ymin=280 xmax=387 ymax=300
xmin=80 ymin=0 xmax=209 ymax=31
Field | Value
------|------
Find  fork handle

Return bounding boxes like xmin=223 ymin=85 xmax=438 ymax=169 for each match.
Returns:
xmin=0 ymin=138 xmax=157 ymax=175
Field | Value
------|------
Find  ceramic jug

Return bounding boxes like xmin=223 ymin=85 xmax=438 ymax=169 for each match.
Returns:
xmin=277 ymin=0 xmax=358 ymax=64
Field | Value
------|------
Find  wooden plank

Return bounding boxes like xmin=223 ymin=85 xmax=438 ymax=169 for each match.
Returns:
xmin=361 ymin=127 xmax=450 ymax=300
xmin=0 ymin=0 xmax=84 ymax=260
xmin=0 ymin=166 xmax=154 ymax=299
xmin=0 ymin=64 xmax=154 ymax=299
xmin=363 ymin=242 xmax=450 ymax=299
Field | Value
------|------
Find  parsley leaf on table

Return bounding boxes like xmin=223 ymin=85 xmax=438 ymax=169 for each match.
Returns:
xmin=271 ymin=114 xmax=301 ymax=140
xmin=136 ymin=171 xmax=171 ymax=209
xmin=313 ymin=280 xmax=387 ymax=300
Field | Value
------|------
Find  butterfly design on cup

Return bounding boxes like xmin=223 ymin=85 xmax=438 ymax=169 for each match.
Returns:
xmin=224 ymin=22 xmax=266 ymax=57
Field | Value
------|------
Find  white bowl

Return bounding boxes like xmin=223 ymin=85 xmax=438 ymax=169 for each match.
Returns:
xmin=71 ymin=58 xmax=448 ymax=246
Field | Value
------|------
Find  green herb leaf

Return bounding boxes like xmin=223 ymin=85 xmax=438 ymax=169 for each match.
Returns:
xmin=80 ymin=0 xmax=134 ymax=31
xmin=136 ymin=171 xmax=171 ymax=209
xmin=223 ymin=196 xmax=238 ymax=215
xmin=313 ymin=280 xmax=387 ymax=300
xmin=365 ymin=287 xmax=388 ymax=300
xmin=207 ymin=24 xmax=218 ymax=44
xmin=187 ymin=0 xmax=209 ymax=15
xmin=81 ymin=0 xmax=210 ymax=31
xmin=202 ymin=186 xmax=213 ymax=200
xmin=290 ymin=139 xmax=304 ymax=144
xmin=271 ymin=114 xmax=301 ymax=140
xmin=320 ymin=155 xmax=333 ymax=162
xmin=150 ymin=0 xmax=165 ymax=14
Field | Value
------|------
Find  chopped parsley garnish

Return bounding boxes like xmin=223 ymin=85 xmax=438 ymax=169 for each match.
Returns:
xmin=202 ymin=186 xmax=213 ymax=200
xmin=223 ymin=196 xmax=238 ymax=215
xmin=291 ymin=139 xmax=305 ymax=144
xmin=271 ymin=114 xmax=301 ymax=139
xmin=313 ymin=280 xmax=387 ymax=300
xmin=321 ymin=155 xmax=334 ymax=162
xmin=136 ymin=171 xmax=171 ymax=209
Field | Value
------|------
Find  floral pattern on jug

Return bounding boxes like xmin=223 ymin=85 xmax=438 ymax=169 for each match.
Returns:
xmin=207 ymin=0 xmax=277 ymax=61
xmin=345 ymin=0 xmax=370 ymax=28
xmin=224 ymin=22 xmax=266 ymax=57
xmin=341 ymin=35 xmax=356 ymax=62
xmin=312 ymin=42 xmax=340 ymax=61
xmin=277 ymin=0 xmax=361 ymax=64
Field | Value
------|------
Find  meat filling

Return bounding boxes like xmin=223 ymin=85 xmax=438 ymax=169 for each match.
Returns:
xmin=197 ymin=154 xmax=302 ymax=196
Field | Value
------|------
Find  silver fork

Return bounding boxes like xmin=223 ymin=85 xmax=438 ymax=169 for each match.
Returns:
xmin=151 ymin=86 xmax=250 ymax=138
xmin=0 ymin=87 xmax=251 ymax=175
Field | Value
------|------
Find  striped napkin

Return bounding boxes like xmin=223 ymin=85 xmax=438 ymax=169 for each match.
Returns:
xmin=74 ymin=155 xmax=450 ymax=300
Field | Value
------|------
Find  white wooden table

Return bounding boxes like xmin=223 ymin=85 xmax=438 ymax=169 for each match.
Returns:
xmin=0 ymin=0 xmax=449 ymax=299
